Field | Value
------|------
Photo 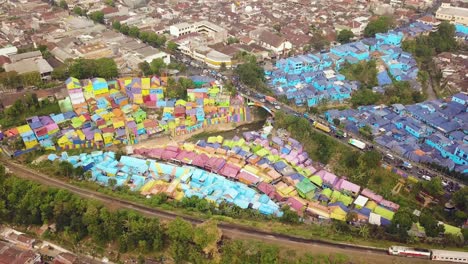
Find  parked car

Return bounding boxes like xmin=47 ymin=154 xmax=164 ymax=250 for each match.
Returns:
xmin=274 ymin=105 xmax=281 ymax=110
xmin=422 ymin=175 xmax=432 ymax=181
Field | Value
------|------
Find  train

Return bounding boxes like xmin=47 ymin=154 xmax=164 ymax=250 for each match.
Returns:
xmin=388 ymin=246 xmax=468 ymax=263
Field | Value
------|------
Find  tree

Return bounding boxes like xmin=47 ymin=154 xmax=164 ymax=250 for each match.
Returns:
xmin=235 ymin=61 xmax=265 ymax=87
xmin=128 ymin=26 xmax=140 ymax=38
xmin=309 ymin=32 xmax=329 ymax=51
xmin=56 ymin=161 xmax=74 ymax=178
xmin=20 ymin=72 xmax=42 ymax=87
xmin=95 ymin=58 xmax=118 ymax=79
xmin=138 ymin=61 xmax=152 ymax=76
xmin=167 ymin=217 xmax=193 ymax=262
xmin=350 ymin=89 xmax=381 ymax=107
xmin=337 ymin=29 xmax=354 ymax=44
xmin=175 ymin=77 xmax=194 ymax=99
xmin=364 ymin=16 xmax=393 ymax=37
xmin=273 ymin=24 xmax=281 ymax=33
xmin=419 ymin=211 xmax=444 ymax=237
xmin=279 ymin=206 xmax=300 ymax=224
xmin=224 ymin=81 xmax=237 ymax=97
xmin=452 ymin=186 xmax=468 ymax=211
xmin=105 ymin=0 xmax=115 ymax=7
xmin=421 ymin=177 xmax=443 ymax=196
xmin=227 ymin=37 xmax=239 ymax=45
xmin=72 ymin=6 xmax=83 ymax=16
xmin=120 ymin=24 xmax=129 ymax=35
xmin=340 ymin=60 xmax=378 ymax=88
xmin=387 ymin=208 xmax=414 ymax=240
xmin=112 ymin=21 xmax=121 ymax=31
xmin=68 ymin=58 xmax=97 ymax=79
xmin=166 ymin=41 xmax=178 ymax=53
xmin=59 ymin=0 xmax=68 ymax=9
xmin=358 ymin=150 xmax=381 ymax=169
xmin=108 ymin=178 xmax=117 ymax=189
xmin=51 ymin=66 xmax=68 ymax=81
xmin=0 ymin=71 xmax=21 ymax=90
xmin=219 ymin=62 xmax=227 ymax=72
xmin=193 ymin=220 xmax=221 ymax=256
xmin=150 ymin=58 xmax=166 ymax=76
xmin=89 ymin=11 xmax=104 ymax=24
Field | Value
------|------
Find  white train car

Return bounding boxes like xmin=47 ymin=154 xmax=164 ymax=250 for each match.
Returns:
xmin=388 ymin=246 xmax=431 ymax=259
xmin=431 ymin=249 xmax=468 ymax=263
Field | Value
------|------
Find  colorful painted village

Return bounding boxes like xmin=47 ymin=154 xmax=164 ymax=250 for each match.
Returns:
xmin=326 ymin=93 xmax=468 ymax=174
xmin=266 ymin=22 xmax=440 ymax=107
xmin=47 ymin=127 xmax=406 ymax=226
xmin=2 ymin=76 xmax=252 ymax=155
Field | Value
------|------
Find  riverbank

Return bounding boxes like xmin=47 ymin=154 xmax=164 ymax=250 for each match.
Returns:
xmin=133 ymin=119 xmax=265 ymax=149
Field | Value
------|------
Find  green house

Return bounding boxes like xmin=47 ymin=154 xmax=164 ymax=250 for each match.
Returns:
xmin=296 ymin=178 xmax=317 ymax=198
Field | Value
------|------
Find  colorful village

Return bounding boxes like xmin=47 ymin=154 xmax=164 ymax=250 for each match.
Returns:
xmin=47 ymin=126 xmax=405 ymax=227
xmin=326 ymin=92 xmax=468 ymax=174
xmin=1 ymin=76 xmax=252 ymax=155
xmin=266 ymin=22 xmax=467 ymax=107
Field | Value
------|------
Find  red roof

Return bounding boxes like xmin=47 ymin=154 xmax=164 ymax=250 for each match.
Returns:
xmin=0 ymin=55 xmax=11 ymax=66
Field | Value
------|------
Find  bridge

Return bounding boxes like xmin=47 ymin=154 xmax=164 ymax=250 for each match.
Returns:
xmin=240 ymin=93 xmax=275 ymax=116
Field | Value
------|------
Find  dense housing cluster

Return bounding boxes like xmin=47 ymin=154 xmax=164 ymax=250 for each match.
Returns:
xmin=73 ymin=130 xmax=407 ymax=226
xmin=267 ymin=28 xmax=422 ymax=107
xmin=1 ymin=76 xmax=252 ymax=155
xmin=326 ymin=92 xmax=468 ymax=174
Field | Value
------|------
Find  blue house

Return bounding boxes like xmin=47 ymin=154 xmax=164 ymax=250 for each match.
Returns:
xmin=452 ymin=92 xmax=468 ymax=106
xmin=375 ymin=31 xmax=403 ymax=47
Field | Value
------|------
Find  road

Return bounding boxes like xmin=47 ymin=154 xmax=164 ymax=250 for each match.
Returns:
xmin=0 ymin=158 xmax=431 ymax=263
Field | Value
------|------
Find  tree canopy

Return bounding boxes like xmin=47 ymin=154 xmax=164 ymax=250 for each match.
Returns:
xmin=235 ymin=60 xmax=266 ymax=89
xmin=364 ymin=16 xmax=393 ymax=37
xmin=337 ymin=29 xmax=354 ymax=44
xmin=68 ymin=58 xmax=119 ymax=79
xmin=340 ymin=60 xmax=378 ymax=88
xmin=89 ymin=11 xmax=104 ymax=24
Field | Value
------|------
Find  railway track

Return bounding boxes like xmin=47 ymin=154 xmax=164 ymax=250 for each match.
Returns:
xmin=1 ymin=158 xmax=389 ymax=256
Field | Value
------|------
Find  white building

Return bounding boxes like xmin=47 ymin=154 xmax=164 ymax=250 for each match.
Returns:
xmin=169 ymin=20 xmax=228 ymax=43
xmin=436 ymin=3 xmax=468 ymax=26
xmin=0 ymin=46 xmax=18 ymax=57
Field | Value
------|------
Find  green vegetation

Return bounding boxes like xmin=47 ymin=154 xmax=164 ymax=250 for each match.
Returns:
xmin=0 ymin=93 xmax=60 ymax=128
xmin=0 ymin=167 xmax=355 ymax=263
xmin=364 ymin=16 xmax=393 ymax=37
xmin=309 ymin=32 xmax=330 ymax=51
xmin=68 ymin=58 xmax=118 ymax=79
xmin=402 ymin=21 xmax=460 ymax=98
xmin=72 ymin=6 xmax=84 ymax=16
xmin=58 ymin=0 xmax=68 ymax=9
xmin=89 ymin=11 xmax=104 ymax=24
xmin=350 ymin=89 xmax=381 ymax=107
xmin=166 ymin=77 xmax=194 ymax=99
xmin=384 ymin=81 xmax=425 ymax=105
xmin=166 ymin=41 xmax=178 ymax=53
xmin=337 ymin=29 xmax=354 ymax=44
xmin=340 ymin=60 xmax=378 ymax=88
xmin=227 ymin=36 xmax=240 ymax=45
xmin=402 ymin=22 xmax=458 ymax=64
xmin=235 ymin=56 xmax=269 ymax=93
xmin=341 ymin=61 xmax=424 ymax=107
xmin=112 ymin=21 xmax=167 ymax=48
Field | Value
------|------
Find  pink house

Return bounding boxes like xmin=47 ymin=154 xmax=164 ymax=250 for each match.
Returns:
xmin=334 ymin=179 xmax=361 ymax=195
xmin=361 ymin=188 xmax=383 ymax=203
xmin=316 ymin=170 xmax=338 ymax=186
xmin=379 ymin=199 xmax=400 ymax=211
